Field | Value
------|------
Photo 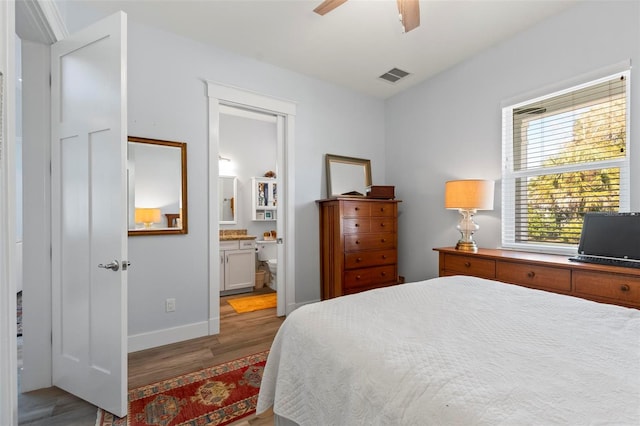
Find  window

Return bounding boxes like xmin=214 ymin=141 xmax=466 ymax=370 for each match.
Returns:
xmin=502 ymin=71 xmax=630 ymax=253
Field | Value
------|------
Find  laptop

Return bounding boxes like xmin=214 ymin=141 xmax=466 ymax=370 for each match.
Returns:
xmin=569 ymin=212 xmax=640 ymax=268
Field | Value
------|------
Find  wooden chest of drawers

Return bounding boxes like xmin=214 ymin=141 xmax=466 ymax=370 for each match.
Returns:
xmin=435 ymin=247 xmax=640 ymax=309
xmin=318 ymin=198 xmax=402 ymax=299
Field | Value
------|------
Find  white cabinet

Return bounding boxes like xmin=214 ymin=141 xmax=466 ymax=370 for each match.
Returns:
xmin=252 ymin=177 xmax=277 ymax=221
xmin=220 ymin=239 xmax=256 ymax=293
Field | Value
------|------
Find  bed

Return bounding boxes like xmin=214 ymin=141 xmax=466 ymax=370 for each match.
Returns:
xmin=256 ymin=275 xmax=640 ymax=425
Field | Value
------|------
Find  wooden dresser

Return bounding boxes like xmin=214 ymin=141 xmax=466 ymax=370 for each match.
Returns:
xmin=318 ymin=198 xmax=402 ymax=299
xmin=434 ymin=247 xmax=640 ymax=309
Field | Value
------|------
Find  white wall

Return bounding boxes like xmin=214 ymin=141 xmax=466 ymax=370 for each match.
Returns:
xmin=385 ymin=0 xmax=640 ymax=282
xmin=123 ymin=20 xmax=386 ymax=339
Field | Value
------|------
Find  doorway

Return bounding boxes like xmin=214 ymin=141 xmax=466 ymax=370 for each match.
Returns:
xmin=207 ymin=81 xmax=296 ymax=336
xmin=219 ymin=106 xmax=278 ymax=300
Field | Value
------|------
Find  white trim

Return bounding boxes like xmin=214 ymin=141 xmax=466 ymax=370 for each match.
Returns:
xmin=0 ymin=0 xmax=18 ymax=424
xmin=206 ymin=80 xmax=297 ymax=336
xmin=15 ymin=0 xmax=68 ymax=44
xmin=35 ymin=0 xmax=69 ymax=41
xmin=128 ymin=321 xmax=209 ymax=353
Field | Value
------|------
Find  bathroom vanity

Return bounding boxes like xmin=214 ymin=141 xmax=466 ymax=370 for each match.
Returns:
xmin=219 ymin=232 xmax=256 ymax=294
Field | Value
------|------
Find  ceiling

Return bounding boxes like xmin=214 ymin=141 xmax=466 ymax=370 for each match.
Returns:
xmin=60 ymin=0 xmax=579 ymax=99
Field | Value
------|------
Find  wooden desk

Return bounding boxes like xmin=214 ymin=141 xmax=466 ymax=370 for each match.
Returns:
xmin=434 ymin=247 xmax=640 ymax=309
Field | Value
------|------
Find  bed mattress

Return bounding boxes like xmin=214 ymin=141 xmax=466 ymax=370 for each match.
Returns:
xmin=257 ymin=275 xmax=640 ymax=425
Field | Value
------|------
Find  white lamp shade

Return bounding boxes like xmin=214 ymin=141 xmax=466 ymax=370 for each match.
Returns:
xmin=445 ymin=179 xmax=495 ymax=210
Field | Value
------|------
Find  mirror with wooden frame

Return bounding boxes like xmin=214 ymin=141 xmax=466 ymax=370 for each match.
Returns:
xmin=325 ymin=154 xmax=372 ymax=198
xmin=127 ymin=136 xmax=188 ymax=236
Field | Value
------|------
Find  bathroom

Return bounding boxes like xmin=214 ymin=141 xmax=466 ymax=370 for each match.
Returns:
xmin=219 ymin=105 xmax=279 ymax=294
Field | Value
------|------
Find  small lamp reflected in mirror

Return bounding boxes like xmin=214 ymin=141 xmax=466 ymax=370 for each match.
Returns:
xmin=445 ymin=179 xmax=494 ymax=253
xmin=135 ymin=208 xmax=162 ymax=229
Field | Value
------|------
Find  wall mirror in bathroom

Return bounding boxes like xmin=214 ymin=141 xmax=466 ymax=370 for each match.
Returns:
xmin=325 ymin=154 xmax=372 ymax=198
xmin=127 ymin=136 xmax=188 ymax=236
xmin=219 ymin=175 xmax=238 ymax=224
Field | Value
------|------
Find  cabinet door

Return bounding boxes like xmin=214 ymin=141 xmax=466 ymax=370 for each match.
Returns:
xmin=225 ymin=249 xmax=255 ymax=290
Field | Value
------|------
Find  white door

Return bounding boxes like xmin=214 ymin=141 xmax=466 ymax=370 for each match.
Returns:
xmin=50 ymin=12 xmax=128 ymax=417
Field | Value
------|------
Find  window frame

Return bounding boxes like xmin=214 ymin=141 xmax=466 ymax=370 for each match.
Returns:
xmin=501 ymin=69 xmax=631 ymax=255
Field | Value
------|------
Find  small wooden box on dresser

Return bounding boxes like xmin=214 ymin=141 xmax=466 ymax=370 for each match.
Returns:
xmin=434 ymin=247 xmax=640 ymax=309
xmin=318 ymin=198 xmax=402 ymax=299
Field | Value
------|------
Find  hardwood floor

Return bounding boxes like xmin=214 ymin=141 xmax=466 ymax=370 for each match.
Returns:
xmin=18 ymin=289 xmax=283 ymax=425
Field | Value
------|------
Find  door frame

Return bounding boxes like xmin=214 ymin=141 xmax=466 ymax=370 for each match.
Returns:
xmin=207 ymin=81 xmax=296 ymax=334
xmin=0 ymin=1 xmax=18 ymax=424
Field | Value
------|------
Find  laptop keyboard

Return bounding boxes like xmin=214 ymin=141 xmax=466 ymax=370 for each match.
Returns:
xmin=569 ymin=255 xmax=640 ymax=269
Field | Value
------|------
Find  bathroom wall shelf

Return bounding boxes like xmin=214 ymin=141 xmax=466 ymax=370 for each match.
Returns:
xmin=252 ymin=177 xmax=277 ymax=221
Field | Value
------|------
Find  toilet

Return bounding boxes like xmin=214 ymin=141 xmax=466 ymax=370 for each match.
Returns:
xmin=256 ymin=241 xmax=277 ymax=288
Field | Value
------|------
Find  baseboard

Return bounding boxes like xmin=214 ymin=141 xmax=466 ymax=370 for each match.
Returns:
xmin=128 ymin=301 xmax=318 ymax=352
xmin=128 ymin=321 xmax=209 ymax=353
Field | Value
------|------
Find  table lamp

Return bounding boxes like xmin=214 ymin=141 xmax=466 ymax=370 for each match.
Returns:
xmin=445 ymin=179 xmax=494 ymax=253
xmin=135 ymin=208 xmax=161 ymax=229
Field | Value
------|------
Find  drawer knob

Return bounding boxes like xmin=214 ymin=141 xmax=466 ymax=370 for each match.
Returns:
xmin=355 ymin=207 xmax=360 ymax=211
xmin=382 ymin=255 xmax=387 ymax=259
xmin=380 ymin=272 xmax=386 ymax=276
xmin=380 ymin=223 xmax=385 ymax=227
xmin=355 ymin=223 xmax=360 ymax=227
xmin=464 ymin=262 xmax=471 ymax=268
xmin=621 ymin=284 xmax=630 ymax=292
xmin=355 ymin=240 xmax=360 ymax=245
xmin=381 ymin=238 xmax=386 ymax=243
xmin=356 ymin=257 xmax=362 ymax=263
xmin=356 ymin=275 xmax=361 ymax=280
xmin=527 ymin=271 xmax=536 ymax=278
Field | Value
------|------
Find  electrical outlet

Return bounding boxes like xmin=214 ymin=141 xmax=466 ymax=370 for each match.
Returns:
xmin=165 ymin=298 xmax=176 ymax=312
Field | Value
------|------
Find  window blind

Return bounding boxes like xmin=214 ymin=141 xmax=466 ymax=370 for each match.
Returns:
xmin=502 ymin=71 xmax=630 ymax=251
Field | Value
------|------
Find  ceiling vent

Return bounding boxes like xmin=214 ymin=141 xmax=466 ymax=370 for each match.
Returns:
xmin=379 ymin=68 xmax=410 ymax=83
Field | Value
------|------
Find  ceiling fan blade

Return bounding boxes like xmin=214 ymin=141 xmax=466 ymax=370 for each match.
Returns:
xmin=314 ymin=0 xmax=348 ymax=16
xmin=397 ymin=0 xmax=420 ymax=32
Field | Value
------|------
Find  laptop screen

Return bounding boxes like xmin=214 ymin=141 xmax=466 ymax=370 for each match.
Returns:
xmin=578 ymin=212 xmax=640 ymax=260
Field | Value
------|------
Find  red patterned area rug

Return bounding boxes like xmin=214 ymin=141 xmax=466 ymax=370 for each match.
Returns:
xmin=96 ymin=350 xmax=269 ymax=426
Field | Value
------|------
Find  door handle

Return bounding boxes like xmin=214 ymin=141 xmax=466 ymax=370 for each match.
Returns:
xmin=98 ymin=260 xmax=120 ymax=271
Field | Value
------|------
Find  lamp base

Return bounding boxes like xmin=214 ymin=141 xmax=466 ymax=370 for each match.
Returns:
xmin=454 ymin=208 xmax=479 ymax=253
xmin=455 ymin=240 xmax=478 ymax=253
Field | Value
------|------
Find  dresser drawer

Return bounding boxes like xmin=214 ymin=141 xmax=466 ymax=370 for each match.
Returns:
xmin=343 ymin=218 xmax=370 ymax=233
xmin=344 ymin=265 xmax=396 ymax=290
xmin=343 ymin=218 xmax=395 ymax=234
xmin=573 ymin=271 xmax=640 ymax=306
xmin=345 ymin=250 xmax=396 ymax=269
xmin=496 ymin=261 xmax=571 ymax=292
xmin=345 ymin=233 xmax=396 ymax=251
xmin=344 ymin=281 xmax=396 ymax=295
xmin=370 ymin=202 xmax=396 ymax=217
xmin=342 ymin=201 xmax=371 ymax=217
xmin=443 ymin=253 xmax=495 ymax=279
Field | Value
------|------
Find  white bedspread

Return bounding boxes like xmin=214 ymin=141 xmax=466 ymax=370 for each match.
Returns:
xmin=257 ymin=275 xmax=640 ymax=425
